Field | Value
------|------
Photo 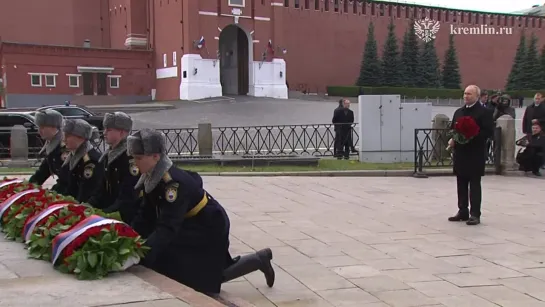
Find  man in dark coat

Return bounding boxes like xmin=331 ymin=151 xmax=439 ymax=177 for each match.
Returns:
xmin=522 ymin=93 xmax=545 ymax=136
xmin=29 ymin=110 xmax=70 ymax=193
xmin=448 ymin=85 xmax=494 ymax=226
xmin=332 ymin=99 xmax=355 ymax=159
xmin=332 ymin=99 xmax=344 ymax=157
xmin=127 ymin=129 xmax=275 ymax=296
xmin=63 ymin=119 xmax=104 ymax=202
xmin=87 ymin=112 xmax=140 ymax=224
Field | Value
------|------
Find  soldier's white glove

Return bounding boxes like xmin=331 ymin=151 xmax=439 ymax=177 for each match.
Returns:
xmin=119 ymin=255 xmax=140 ymax=271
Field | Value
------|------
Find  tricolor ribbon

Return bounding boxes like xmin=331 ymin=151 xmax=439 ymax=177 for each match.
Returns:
xmin=51 ymin=215 xmax=123 ymax=265
xmin=23 ymin=203 xmax=73 ymax=242
xmin=0 ymin=179 xmax=23 ymax=189
xmin=0 ymin=189 xmax=40 ymax=225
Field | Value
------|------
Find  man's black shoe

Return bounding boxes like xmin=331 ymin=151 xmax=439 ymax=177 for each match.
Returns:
xmin=466 ymin=216 xmax=480 ymax=225
xmin=448 ymin=213 xmax=469 ymax=222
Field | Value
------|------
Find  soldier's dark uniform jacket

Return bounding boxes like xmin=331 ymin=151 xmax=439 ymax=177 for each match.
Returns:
xmin=63 ymin=119 xmax=104 ymax=203
xmin=132 ymin=162 xmax=230 ymax=294
xmin=87 ymin=139 xmax=140 ymax=224
xmin=29 ymin=132 xmax=71 ymax=194
xmin=29 ymin=109 xmax=70 ymax=193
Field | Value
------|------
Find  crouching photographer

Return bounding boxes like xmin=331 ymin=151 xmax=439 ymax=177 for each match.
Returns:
xmin=493 ymin=94 xmax=516 ymax=121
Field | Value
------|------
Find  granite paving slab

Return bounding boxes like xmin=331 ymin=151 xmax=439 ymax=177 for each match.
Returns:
xmin=9 ymin=174 xmax=545 ymax=306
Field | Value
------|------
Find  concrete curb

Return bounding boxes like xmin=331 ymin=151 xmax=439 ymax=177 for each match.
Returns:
xmin=130 ymin=266 xmax=256 ymax=307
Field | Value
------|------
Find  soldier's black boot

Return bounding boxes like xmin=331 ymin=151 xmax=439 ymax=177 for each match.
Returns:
xmin=222 ymin=248 xmax=275 ymax=287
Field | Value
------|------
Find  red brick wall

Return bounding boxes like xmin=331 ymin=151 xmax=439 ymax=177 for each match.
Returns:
xmin=1 ymin=43 xmax=154 ymax=96
xmin=0 ymin=0 xmax=108 ymax=47
xmin=279 ymin=2 xmax=544 ymax=92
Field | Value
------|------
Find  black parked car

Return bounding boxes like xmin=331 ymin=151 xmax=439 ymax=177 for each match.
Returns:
xmin=36 ymin=105 xmax=104 ymax=130
xmin=0 ymin=112 xmax=44 ymax=159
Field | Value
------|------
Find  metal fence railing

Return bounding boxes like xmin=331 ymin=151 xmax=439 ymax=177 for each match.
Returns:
xmin=0 ymin=124 xmax=360 ymax=163
xmin=413 ymin=127 xmax=502 ymax=175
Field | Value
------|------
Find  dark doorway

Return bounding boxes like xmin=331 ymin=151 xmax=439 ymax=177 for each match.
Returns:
xmin=219 ymin=24 xmax=250 ymax=96
xmin=96 ymin=73 xmax=107 ymax=95
xmin=82 ymin=73 xmax=94 ymax=95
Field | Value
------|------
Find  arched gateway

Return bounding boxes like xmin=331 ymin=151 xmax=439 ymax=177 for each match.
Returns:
xmin=218 ymin=24 xmax=251 ymax=96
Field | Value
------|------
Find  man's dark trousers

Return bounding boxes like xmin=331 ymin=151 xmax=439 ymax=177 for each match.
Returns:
xmin=456 ymin=176 xmax=482 ymax=218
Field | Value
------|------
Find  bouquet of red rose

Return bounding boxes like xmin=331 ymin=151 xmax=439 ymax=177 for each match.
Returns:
xmin=53 ymin=215 xmax=148 ymax=280
xmin=446 ymin=116 xmax=480 ymax=150
xmin=0 ymin=179 xmax=38 ymax=202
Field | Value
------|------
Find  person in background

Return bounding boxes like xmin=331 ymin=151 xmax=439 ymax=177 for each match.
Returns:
xmin=332 ymin=99 xmax=355 ymax=159
xmin=516 ymin=120 xmax=545 ymax=176
xmin=127 ymin=129 xmax=275 ymax=296
xmin=448 ymin=85 xmax=494 ymax=226
xmin=480 ymin=91 xmax=488 ymax=107
xmin=518 ymin=95 xmax=524 ymax=108
xmin=86 ymin=112 xmax=140 ymax=224
xmin=332 ymin=99 xmax=344 ymax=157
xmin=63 ymin=119 xmax=104 ymax=202
xmin=522 ymin=93 xmax=545 ymax=136
xmin=29 ymin=110 xmax=70 ymax=193
xmin=493 ymin=94 xmax=516 ymax=121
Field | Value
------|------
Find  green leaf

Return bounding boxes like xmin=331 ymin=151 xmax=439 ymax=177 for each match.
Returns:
xmin=87 ymin=253 xmax=98 ymax=268
xmin=36 ymin=238 xmax=48 ymax=247
xmin=119 ymin=248 xmax=130 ymax=255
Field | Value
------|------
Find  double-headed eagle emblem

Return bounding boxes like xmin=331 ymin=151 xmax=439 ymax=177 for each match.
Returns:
xmin=414 ymin=17 xmax=440 ymax=42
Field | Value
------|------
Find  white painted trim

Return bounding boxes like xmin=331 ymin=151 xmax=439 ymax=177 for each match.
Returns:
xmin=228 ymin=0 xmax=245 ymax=7
xmin=42 ymin=73 xmax=58 ymax=76
xmin=109 ymin=76 xmax=120 ymax=88
xmin=220 ymin=13 xmax=251 ymax=19
xmin=254 ymin=16 xmax=270 ymax=21
xmin=28 ymin=73 xmax=42 ymax=87
xmin=66 ymin=74 xmax=80 ymax=88
xmin=199 ymin=11 xmax=217 ymax=16
xmin=253 ymin=40 xmax=260 ymax=43
xmin=156 ymin=67 xmax=178 ymax=79
xmin=44 ymin=74 xmax=56 ymax=88
xmin=107 ymin=75 xmax=122 ymax=78
xmin=271 ymin=2 xmax=283 ymax=6
xmin=214 ymin=36 xmax=220 ymax=40
xmin=77 ymin=66 xmax=114 ymax=73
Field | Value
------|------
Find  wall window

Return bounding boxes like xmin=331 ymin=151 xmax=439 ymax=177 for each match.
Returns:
xmin=109 ymin=75 xmax=121 ymax=88
xmin=44 ymin=74 xmax=57 ymax=87
xmin=229 ymin=0 xmax=244 ymax=7
xmin=67 ymin=74 xmax=80 ymax=88
xmin=29 ymin=73 xmax=42 ymax=87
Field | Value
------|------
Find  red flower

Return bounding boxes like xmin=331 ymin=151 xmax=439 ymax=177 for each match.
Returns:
xmin=454 ymin=116 xmax=480 ymax=140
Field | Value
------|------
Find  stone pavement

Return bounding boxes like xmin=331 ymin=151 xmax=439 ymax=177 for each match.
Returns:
xmin=5 ymin=175 xmax=545 ymax=306
xmin=209 ymin=175 xmax=545 ymax=307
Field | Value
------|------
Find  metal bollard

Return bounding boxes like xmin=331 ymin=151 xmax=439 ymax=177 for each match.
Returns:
xmin=413 ymin=148 xmax=428 ymax=178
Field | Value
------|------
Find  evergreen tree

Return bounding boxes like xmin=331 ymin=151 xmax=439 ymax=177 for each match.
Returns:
xmin=540 ymin=45 xmax=545 ymax=89
xmin=400 ymin=19 xmax=420 ymax=87
xmin=506 ymin=33 xmax=526 ymax=90
xmin=381 ymin=19 xmax=402 ymax=86
xmin=417 ymin=40 xmax=441 ymax=88
xmin=356 ymin=22 xmax=381 ymax=86
xmin=441 ymin=34 xmax=461 ymax=89
xmin=522 ymin=33 xmax=541 ymax=90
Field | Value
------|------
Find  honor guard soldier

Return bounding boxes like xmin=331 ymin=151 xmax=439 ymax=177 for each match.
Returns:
xmin=87 ymin=112 xmax=140 ymax=224
xmin=29 ymin=110 xmax=70 ymax=193
xmin=62 ymin=119 xmax=104 ymax=202
xmin=126 ymin=129 xmax=275 ymax=295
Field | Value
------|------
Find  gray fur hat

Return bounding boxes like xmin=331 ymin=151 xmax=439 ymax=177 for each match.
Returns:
xmin=103 ymin=112 xmax=133 ymax=131
xmin=35 ymin=110 xmax=63 ymax=128
xmin=127 ymin=128 xmax=167 ymax=156
xmin=63 ymin=119 xmax=94 ymax=140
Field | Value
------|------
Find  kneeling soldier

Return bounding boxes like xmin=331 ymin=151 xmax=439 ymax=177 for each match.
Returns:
xmin=29 ymin=110 xmax=70 ymax=193
xmin=127 ymin=129 xmax=275 ymax=295
xmin=87 ymin=112 xmax=140 ymax=224
xmin=63 ymin=119 xmax=104 ymax=202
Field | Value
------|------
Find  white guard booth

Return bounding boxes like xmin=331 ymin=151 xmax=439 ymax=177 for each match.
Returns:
xmin=358 ymin=95 xmax=432 ymax=163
